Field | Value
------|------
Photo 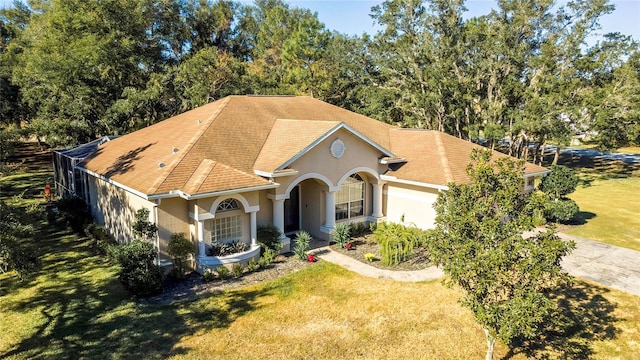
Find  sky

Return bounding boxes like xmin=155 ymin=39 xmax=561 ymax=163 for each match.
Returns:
xmin=1 ymin=0 xmax=638 ymax=44
xmin=289 ymin=0 xmax=640 ymax=44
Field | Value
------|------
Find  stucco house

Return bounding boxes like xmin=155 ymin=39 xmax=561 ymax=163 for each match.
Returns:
xmin=66 ymin=95 xmax=547 ymax=270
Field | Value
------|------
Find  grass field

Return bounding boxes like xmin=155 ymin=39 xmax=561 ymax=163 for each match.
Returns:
xmin=557 ymin=153 xmax=640 ymax=251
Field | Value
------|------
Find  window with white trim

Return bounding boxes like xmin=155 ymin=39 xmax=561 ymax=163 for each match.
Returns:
xmin=211 ymin=199 xmax=242 ymax=243
xmin=336 ymin=174 xmax=365 ymax=221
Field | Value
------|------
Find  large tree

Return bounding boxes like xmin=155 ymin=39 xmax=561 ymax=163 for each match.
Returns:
xmin=429 ymin=149 xmax=574 ymax=360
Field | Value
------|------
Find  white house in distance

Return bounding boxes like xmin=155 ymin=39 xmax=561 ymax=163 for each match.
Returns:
xmin=66 ymin=95 xmax=547 ymax=270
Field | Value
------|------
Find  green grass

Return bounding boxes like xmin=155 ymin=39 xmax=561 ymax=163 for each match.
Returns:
xmin=568 ymin=177 xmax=640 ymax=251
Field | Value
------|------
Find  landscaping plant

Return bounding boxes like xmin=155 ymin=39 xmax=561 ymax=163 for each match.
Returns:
xmin=231 ymin=263 xmax=244 ymax=277
xmin=332 ymin=222 xmax=351 ymax=248
xmin=257 ymin=225 xmax=283 ymax=254
xmin=539 ymin=165 xmax=580 ymax=223
xmin=293 ymin=231 xmax=312 ymax=260
xmin=108 ymin=240 xmax=164 ymax=297
xmin=167 ymin=232 xmax=194 ymax=278
xmin=373 ymin=222 xmax=422 ymax=266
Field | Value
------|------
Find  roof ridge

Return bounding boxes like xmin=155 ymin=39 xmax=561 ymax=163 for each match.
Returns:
xmin=150 ymin=97 xmax=232 ymax=193
xmin=434 ymin=132 xmax=454 ymax=183
xmin=183 ymin=159 xmax=217 ymax=194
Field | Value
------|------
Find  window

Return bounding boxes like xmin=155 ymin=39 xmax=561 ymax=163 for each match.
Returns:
xmin=211 ymin=199 xmax=242 ymax=242
xmin=212 ymin=215 xmax=242 ymax=242
xmin=336 ymin=174 xmax=365 ymax=221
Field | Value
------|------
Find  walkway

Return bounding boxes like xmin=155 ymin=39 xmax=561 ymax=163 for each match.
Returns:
xmin=313 ymin=247 xmax=444 ymax=282
xmin=313 ymin=234 xmax=640 ymax=296
xmin=558 ymin=233 xmax=640 ymax=296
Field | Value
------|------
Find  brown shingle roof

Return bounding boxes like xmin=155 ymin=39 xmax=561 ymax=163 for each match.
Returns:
xmin=81 ymin=95 xmax=547 ymax=197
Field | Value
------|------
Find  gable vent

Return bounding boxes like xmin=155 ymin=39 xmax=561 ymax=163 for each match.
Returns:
xmin=158 ymin=162 xmax=165 ymax=169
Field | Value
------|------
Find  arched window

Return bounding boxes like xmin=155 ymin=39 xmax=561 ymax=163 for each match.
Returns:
xmin=335 ymin=174 xmax=365 ymax=221
xmin=216 ymin=199 xmax=239 ymax=212
xmin=212 ymin=199 xmax=241 ymax=243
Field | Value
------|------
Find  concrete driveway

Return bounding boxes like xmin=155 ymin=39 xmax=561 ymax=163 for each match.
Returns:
xmin=558 ymin=233 xmax=640 ymax=296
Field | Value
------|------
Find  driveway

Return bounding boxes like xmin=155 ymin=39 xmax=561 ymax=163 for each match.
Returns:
xmin=558 ymin=233 xmax=640 ymax=296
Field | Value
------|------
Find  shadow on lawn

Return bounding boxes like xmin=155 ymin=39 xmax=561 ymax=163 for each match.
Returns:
xmin=505 ymin=280 xmax=618 ymax=359
xmin=558 ymin=154 xmax=640 ymax=186
xmin=1 ymin=216 xmax=277 ymax=360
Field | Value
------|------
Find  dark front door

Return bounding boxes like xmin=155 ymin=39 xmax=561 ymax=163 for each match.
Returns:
xmin=284 ymin=185 xmax=300 ymax=233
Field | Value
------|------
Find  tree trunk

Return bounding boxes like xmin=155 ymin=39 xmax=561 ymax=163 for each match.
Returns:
xmin=553 ymin=146 xmax=560 ymax=165
xmin=484 ymin=328 xmax=497 ymax=360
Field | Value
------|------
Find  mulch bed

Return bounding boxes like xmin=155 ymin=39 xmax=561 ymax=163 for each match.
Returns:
xmin=326 ymin=234 xmax=432 ymax=271
xmin=145 ymin=234 xmax=432 ymax=305
xmin=143 ymin=253 xmax=313 ymax=305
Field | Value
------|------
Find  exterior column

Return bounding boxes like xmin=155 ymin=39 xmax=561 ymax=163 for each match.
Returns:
xmin=324 ymin=190 xmax=336 ymax=229
xmin=197 ymin=220 xmax=206 ymax=257
xmin=372 ymin=183 xmax=384 ymax=218
xmin=272 ymin=198 xmax=286 ymax=238
xmin=250 ymin=211 xmax=257 ymax=247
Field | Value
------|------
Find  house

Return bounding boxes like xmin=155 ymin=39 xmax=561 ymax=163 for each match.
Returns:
xmin=67 ymin=95 xmax=547 ymax=270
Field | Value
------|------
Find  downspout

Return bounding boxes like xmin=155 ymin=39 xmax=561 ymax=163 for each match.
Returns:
xmin=153 ymin=199 xmax=161 ymax=266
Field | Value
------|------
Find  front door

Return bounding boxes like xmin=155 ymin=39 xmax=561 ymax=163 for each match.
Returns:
xmin=284 ymin=185 xmax=300 ymax=233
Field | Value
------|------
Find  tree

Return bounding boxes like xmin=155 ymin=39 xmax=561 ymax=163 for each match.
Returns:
xmin=429 ymin=149 xmax=574 ymax=360
xmin=539 ymin=165 xmax=580 ymax=224
xmin=539 ymin=165 xmax=579 ymax=201
xmin=132 ymin=207 xmax=158 ymax=243
xmin=167 ymin=232 xmax=194 ymax=278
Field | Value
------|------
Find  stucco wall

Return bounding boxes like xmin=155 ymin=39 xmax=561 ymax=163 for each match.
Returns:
xmin=385 ymin=182 xmax=440 ymax=230
xmin=157 ymin=197 xmax=190 ymax=263
xmin=276 ymin=127 xmax=387 ymax=194
xmin=87 ymin=176 xmax=155 ymax=243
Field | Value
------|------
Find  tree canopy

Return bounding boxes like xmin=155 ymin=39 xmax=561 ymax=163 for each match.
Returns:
xmin=0 ymin=0 xmax=637 ymax=155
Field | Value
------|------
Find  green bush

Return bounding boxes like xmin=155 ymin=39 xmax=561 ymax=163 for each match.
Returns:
xmin=539 ymin=165 xmax=579 ymax=200
xmin=257 ymin=225 xmax=283 ymax=254
xmin=258 ymin=248 xmax=277 ymax=268
xmin=56 ymin=197 xmax=92 ymax=233
xmin=202 ymin=268 xmax=216 ymax=282
xmin=293 ymin=231 xmax=312 ymax=260
xmin=544 ymin=198 xmax=580 ymax=224
xmin=373 ymin=222 xmax=423 ymax=266
xmin=246 ymin=259 xmax=260 ymax=272
xmin=332 ymin=223 xmax=351 ymax=248
xmin=167 ymin=232 xmax=194 ymax=278
xmin=231 ymin=263 xmax=244 ymax=277
xmin=109 ymin=240 xmax=164 ymax=297
xmin=351 ymin=222 xmax=368 ymax=237
xmin=216 ymin=265 xmax=229 ymax=280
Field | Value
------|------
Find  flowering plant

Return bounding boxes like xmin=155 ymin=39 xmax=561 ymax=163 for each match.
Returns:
xmin=364 ymin=253 xmax=375 ymax=262
xmin=345 ymin=242 xmax=353 ymax=250
xmin=307 ymin=254 xmax=317 ymax=262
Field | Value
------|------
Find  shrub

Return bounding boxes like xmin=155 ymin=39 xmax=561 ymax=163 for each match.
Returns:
xmin=202 ymin=268 xmax=216 ymax=282
xmin=351 ymin=222 xmax=368 ymax=237
xmin=56 ymin=197 xmax=92 ymax=233
xmin=231 ymin=263 xmax=244 ymax=277
xmin=208 ymin=241 xmax=248 ymax=256
xmin=257 ymin=225 xmax=283 ymax=254
xmin=373 ymin=222 xmax=422 ymax=266
xmin=293 ymin=231 xmax=312 ymax=260
xmin=369 ymin=221 xmax=378 ymax=233
xmin=109 ymin=240 xmax=164 ymax=297
xmin=258 ymin=248 xmax=277 ymax=268
xmin=539 ymin=165 xmax=579 ymax=200
xmin=246 ymin=259 xmax=260 ymax=272
xmin=216 ymin=265 xmax=229 ymax=280
xmin=545 ymin=198 xmax=580 ymax=224
xmin=332 ymin=223 xmax=351 ymax=248
xmin=364 ymin=253 xmax=376 ymax=262
xmin=167 ymin=232 xmax=194 ymax=278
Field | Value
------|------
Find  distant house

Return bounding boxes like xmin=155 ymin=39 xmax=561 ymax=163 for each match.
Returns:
xmin=61 ymin=96 xmax=547 ymax=270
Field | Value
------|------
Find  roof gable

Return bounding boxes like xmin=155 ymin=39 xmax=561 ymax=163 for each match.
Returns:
xmin=253 ymin=119 xmax=395 ymax=173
